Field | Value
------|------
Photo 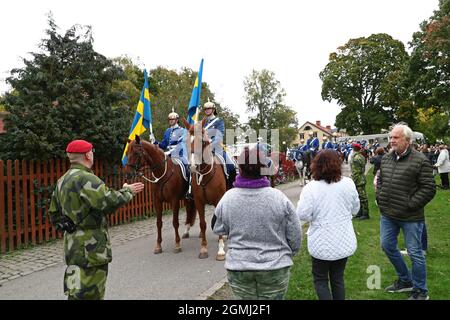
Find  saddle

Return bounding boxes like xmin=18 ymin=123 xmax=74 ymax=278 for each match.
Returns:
xmin=171 ymin=158 xmax=189 ymax=182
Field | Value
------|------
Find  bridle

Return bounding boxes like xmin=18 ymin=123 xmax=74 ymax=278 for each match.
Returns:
xmin=127 ymin=143 xmax=168 ymax=184
xmin=190 ymin=129 xmax=215 ymax=185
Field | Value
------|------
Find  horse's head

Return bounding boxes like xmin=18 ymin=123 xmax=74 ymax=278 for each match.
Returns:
xmin=183 ymin=117 xmax=213 ymax=172
xmin=124 ymin=135 xmax=163 ymax=181
xmin=124 ymin=135 xmax=145 ymax=181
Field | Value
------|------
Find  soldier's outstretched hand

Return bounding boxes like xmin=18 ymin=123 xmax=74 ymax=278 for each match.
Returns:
xmin=123 ymin=182 xmax=145 ymax=195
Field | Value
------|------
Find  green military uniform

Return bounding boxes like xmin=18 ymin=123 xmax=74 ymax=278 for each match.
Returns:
xmin=48 ymin=164 xmax=135 ymax=300
xmin=351 ymin=151 xmax=369 ymax=218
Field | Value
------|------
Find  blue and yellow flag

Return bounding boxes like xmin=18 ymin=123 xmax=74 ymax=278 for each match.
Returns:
xmin=187 ymin=59 xmax=204 ymax=124
xmin=122 ymin=69 xmax=152 ymax=165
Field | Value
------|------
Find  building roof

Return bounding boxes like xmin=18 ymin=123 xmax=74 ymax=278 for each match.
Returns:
xmin=299 ymin=121 xmax=332 ymax=135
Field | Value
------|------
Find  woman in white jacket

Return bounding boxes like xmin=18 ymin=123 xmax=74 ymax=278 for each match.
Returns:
xmin=296 ymin=149 xmax=360 ymax=300
xmin=435 ymin=144 xmax=450 ymax=190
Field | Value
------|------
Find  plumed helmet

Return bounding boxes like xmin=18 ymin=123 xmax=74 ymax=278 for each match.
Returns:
xmin=66 ymin=140 xmax=93 ymax=153
xmin=168 ymin=109 xmax=179 ymax=120
xmin=203 ymin=99 xmax=216 ymax=110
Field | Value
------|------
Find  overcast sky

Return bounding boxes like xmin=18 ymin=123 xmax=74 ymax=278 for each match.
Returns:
xmin=0 ymin=0 xmax=440 ymax=127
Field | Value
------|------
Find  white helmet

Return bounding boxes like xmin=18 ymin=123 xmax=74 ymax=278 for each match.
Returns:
xmin=168 ymin=112 xmax=179 ymax=120
xmin=203 ymin=100 xmax=216 ymax=110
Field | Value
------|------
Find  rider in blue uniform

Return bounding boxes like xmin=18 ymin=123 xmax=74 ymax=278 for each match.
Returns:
xmin=155 ymin=111 xmax=191 ymax=198
xmin=202 ymin=100 xmax=237 ymax=189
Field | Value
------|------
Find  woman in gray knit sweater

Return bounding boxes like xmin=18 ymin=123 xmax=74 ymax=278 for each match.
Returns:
xmin=213 ymin=146 xmax=302 ymax=300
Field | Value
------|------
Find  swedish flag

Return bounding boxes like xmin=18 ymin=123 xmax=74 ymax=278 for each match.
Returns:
xmin=187 ymin=59 xmax=204 ymax=124
xmin=121 ymin=69 xmax=152 ymax=165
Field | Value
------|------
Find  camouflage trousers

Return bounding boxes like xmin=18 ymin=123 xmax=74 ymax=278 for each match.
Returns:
xmin=64 ymin=264 xmax=109 ymax=300
xmin=356 ymin=184 xmax=369 ymax=216
xmin=227 ymin=267 xmax=291 ymax=300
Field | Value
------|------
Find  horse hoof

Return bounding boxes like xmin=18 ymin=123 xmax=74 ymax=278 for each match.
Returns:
xmin=216 ymin=254 xmax=225 ymax=261
xmin=154 ymin=248 xmax=162 ymax=254
xmin=198 ymin=252 xmax=209 ymax=259
xmin=173 ymin=247 xmax=182 ymax=253
xmin=182 ymin=233 xmax=189 ymax=239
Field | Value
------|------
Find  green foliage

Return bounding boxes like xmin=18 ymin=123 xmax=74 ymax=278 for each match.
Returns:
xmin=320 ymin=34 xmax=410 ymax=135
xmin=0 ymin=15 xmax=132 ymax=161
xmin=148 ymin=66 xmax=240 ymax=141
xmin=0 ymin=94 xmax=5 ymax=111
xmin=244 ymin=69 xmax=298 ymax=150
xmin=407 ymin=0 xmax=450 ymax=140
xmin=112 ymin=56 xmax=157 ymax=112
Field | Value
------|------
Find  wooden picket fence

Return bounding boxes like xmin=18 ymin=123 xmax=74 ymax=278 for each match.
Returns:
xmin=0 ymin=158 xmax=180 ymax=254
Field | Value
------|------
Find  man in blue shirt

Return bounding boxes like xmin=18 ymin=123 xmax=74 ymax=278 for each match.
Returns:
xmin=203 ymin=100 xmax=237 ymax=189
xmin=155 ymin=111 xmax=191 ymax=198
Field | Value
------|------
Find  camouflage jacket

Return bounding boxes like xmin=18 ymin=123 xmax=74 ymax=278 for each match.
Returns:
xmin=351 ymin=152 xmax=366 ymax=186
xmin=48 ymin=164 xmax=134 ymax=268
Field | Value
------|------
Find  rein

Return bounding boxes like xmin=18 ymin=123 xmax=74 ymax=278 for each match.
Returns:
xmin=140 ymin=152 xmax=168 ymax=184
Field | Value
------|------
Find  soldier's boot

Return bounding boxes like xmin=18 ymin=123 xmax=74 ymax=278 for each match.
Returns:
xmin=184 ymin=165 xmax=194 ymax=200
xmin=356 ymin=206 xmax=370 ymax=220
xmin=353 ymin=208 xmax=363 ymax=219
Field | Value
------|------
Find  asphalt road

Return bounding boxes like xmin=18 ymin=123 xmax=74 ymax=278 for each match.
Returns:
xmin=0 ymin=180 xmax=304 ymax=300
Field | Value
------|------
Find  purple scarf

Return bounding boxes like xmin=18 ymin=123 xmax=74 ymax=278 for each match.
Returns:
xmin=233 ymin=174 xmax=271 ymax=189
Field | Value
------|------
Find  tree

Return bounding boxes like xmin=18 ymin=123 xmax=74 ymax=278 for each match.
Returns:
xmin=1 ymin=16 xmax=132 ymax=160
xmin=244 ymin=69 xmax=298 ymax=151
xmin=407 ymin=0 xmax=450 ymax=140
xmin=320 ymin=34 xmax=410 ymax=135
xmin=148 ymin=66 xmax=241 ymax=141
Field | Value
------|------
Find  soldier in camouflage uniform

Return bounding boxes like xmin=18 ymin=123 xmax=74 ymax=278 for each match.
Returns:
xmin=351 ymin=142 xmax=369 ymax=220
xmin=48 ymin=140 xmax=144 ymax=300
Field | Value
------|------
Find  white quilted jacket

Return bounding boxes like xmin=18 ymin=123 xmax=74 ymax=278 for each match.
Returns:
xmin=296 ymin=177 xmax=360 ymax=261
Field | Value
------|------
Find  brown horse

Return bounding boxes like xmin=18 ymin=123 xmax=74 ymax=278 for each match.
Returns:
xmin=182 ymin=118 xmax=227 ymax=260
xmin=124 ymin=135 xmax=196 ymax=255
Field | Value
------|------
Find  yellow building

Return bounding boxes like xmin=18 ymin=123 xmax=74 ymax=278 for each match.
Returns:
xmin=292 ymin=120 xmax=348 ymax=147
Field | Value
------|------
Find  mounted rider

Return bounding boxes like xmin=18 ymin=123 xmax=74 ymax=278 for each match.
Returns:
xmin=202 ymin=100 xmax=237 ymax=189
xmin=154 ymin=110 xmax=191 ymax=197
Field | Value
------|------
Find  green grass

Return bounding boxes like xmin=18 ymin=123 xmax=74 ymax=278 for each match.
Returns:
xmin=286 ymin=171 xmax=450 ymax=300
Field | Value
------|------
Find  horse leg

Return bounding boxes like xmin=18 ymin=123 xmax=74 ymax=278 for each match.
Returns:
xmin=172 ymin=200 xmax=182 ymax=253
xmin=216 ymin=236 xmax=226 ymax=261
xmin=154 ymin=200 xmax=163 ymax=254
xmin=197 ymin=205 xmax=208 ymax=259
xmin=182 ymin=199 xmax=196 ymax=239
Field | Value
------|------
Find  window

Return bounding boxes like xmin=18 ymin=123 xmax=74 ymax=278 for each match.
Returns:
xmin=313 ymin=132 xmax=318 ymax=138
xmin=300 ymin=133 xmax=304 ymax=140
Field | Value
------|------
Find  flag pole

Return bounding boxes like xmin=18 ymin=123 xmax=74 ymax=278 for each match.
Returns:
xmin=149 ymin=123 xmax=155 ymax=143
xmin=194 ymin=106 xmax=200 ymax=124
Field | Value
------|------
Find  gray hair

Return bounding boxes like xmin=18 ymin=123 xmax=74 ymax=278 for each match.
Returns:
xmin=67 ymin=152 xmax=85 ymax=163
xmin=391 ymin=123 xmax=413 ymax=142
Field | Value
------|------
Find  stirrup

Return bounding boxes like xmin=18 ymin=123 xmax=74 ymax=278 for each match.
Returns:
xmin=185 ymin=193 xmax=193 ymax=200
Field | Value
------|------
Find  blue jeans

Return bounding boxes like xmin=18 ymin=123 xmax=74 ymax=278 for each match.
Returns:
xmin=380 ymin=215 xmax=427 ymax=293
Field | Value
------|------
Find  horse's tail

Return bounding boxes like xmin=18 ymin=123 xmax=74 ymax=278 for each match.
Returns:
xmin=185 ymin=199 xmax=197 ymax=226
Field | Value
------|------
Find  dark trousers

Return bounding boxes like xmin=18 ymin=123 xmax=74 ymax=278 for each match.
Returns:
xmin=422 ymin=223 xmax=428 ymax=251
xmin=311 ymin=257 xmax=348 ymax=300
xmin=440 ymin=172 xmax=449 ymax=189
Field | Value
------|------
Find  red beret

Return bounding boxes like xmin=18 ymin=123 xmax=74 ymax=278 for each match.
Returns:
xmin=351 ymin=142 xmax=362 ymax=150
xmin=66 ymin=140 xmax=93 ymax=153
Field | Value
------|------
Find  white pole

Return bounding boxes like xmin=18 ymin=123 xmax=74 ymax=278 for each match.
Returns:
xmin=194 ymin=106 xmax=200 ymax=124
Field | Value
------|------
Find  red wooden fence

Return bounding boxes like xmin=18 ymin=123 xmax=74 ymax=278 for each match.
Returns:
xmin=0 ymin=158 xmax=182 ymax=254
